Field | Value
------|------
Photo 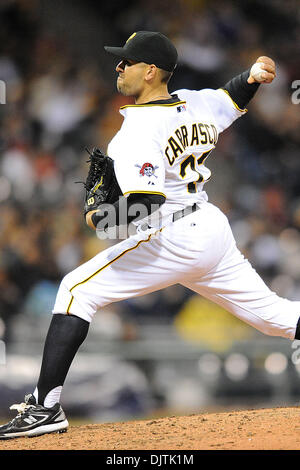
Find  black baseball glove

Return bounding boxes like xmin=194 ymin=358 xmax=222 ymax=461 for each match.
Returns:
xmin=83 ymin=147 xmax=122 ymax=216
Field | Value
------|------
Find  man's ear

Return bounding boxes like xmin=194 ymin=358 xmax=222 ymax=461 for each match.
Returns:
xmin=145 ymin=64 xmax=157 ymax=82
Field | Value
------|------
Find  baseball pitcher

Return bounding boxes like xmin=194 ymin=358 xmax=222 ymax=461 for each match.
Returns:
xmin=1 ymin=31 xmax=299 ymax=439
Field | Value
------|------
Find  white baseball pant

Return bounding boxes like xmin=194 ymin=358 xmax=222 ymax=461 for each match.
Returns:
xmin=53 ymin=202 xmax=300 ymax=339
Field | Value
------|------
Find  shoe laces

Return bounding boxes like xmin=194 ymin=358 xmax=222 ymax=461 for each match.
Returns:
xmin=10 ymin=402 xmax=33 ymax=416
xmin=9 ymin=403 xmax=33 ymax=419
xmin=10 ymin=395 xmax=36 ymax=417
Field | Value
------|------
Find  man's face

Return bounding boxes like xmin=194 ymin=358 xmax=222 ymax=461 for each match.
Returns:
xmin=116 ymin=59 xmax=148 ymax=97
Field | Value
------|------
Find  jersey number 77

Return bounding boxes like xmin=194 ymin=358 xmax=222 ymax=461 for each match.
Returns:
xmin=179 ymin=148 xmax=214 ymax=193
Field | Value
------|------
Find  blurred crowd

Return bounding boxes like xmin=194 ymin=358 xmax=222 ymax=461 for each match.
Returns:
xmin=0 ymin=0 xmax=300 ymax=346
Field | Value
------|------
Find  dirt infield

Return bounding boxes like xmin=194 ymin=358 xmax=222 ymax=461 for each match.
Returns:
xmin=1 ymin=407 xmax=300 ymax=450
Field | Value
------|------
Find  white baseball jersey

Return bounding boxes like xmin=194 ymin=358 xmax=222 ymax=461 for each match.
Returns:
xmin=53 ymin=86 xmax=300 ymax=342
xmin=107 ymin=88 xmax=246 ymax=219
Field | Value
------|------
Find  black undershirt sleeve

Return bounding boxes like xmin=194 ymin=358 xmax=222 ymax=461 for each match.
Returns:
xmin=90 ymin=192 xmax=166 ymax=230
xmin=221 ymin=68 xmax=260 ymax=109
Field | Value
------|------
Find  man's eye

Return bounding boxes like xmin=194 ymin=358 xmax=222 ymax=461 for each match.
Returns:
xmin=119 ymin=59 xmax=135 ymax=69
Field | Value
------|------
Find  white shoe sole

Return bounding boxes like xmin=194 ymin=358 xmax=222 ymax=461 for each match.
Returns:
xmin=0 ymin=419 xmax=69 ymax=439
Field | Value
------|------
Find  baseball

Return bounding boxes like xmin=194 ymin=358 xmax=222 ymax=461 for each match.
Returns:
xmin=250 ymin=62 xmax=267 ymax=82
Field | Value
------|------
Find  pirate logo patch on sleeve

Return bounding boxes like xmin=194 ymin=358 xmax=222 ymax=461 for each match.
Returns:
xmin=135 ymin=163 xmax=159 ymax=185
xmin=135 ymin=163 xmax=158 ymax=177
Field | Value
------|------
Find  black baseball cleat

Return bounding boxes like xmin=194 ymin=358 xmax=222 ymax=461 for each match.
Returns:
xmin=0 ymin=394 xmax=69 ymax=439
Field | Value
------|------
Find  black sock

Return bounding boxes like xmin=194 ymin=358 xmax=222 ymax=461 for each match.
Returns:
xmin=36 ymin=314 xmax=89 ymax=405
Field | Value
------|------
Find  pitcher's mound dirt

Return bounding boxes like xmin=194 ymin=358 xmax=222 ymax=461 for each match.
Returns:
xmin=1 ymin=407 xmax=300 ymax=450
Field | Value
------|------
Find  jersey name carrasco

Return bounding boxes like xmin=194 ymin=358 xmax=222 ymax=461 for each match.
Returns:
xmin=107 ymin=88 xmax=246 ymax=218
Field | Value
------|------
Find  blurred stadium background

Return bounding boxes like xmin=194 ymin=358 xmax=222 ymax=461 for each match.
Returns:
xmin=0 ymin=0 xmax=300 ymax=423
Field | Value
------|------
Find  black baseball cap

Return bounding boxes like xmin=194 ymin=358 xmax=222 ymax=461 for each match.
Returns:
xmin=104 ymin=31 xmax=178 ymax=72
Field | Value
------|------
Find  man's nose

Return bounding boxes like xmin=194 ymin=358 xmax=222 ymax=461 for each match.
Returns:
xmin=116 ymin=61 xmax=124 ymax=73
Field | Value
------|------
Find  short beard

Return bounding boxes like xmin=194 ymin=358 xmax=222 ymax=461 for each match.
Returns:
xmin=117 ymin=78 xmax=128 ymax=96
xmin=116 ymin=78 xmax=140 ymax=99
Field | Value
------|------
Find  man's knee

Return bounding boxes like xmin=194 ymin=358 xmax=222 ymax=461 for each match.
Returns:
xmin=53 ymin=272 xmax=97 ymax=323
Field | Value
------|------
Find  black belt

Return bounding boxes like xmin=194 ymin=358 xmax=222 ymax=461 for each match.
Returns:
xmin=172 ymin=203 xmax=200 ymax=222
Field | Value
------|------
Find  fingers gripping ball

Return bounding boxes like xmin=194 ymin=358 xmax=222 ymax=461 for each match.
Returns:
xmin=249 ymin=57 xmax=276 ymax=84
xmin=250 ymin=63 xmax=268 ymax=82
